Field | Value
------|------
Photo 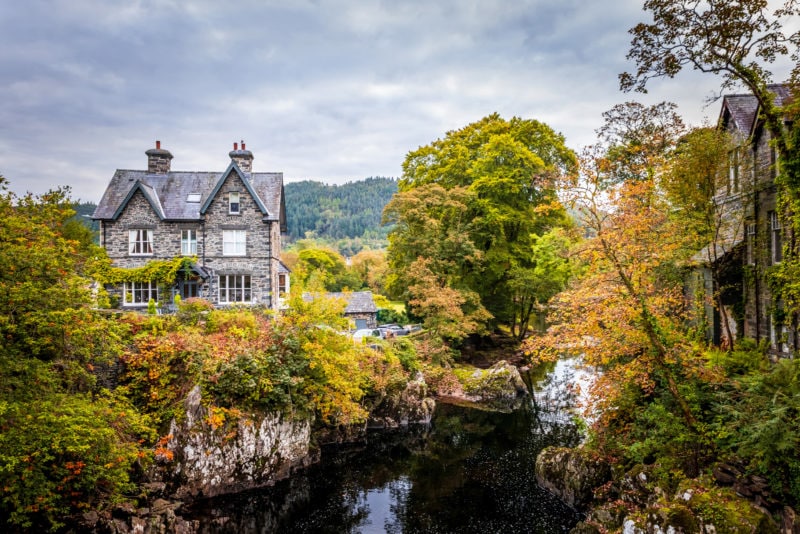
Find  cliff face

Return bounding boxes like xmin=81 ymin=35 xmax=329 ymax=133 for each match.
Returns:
xmin=157 ymin=386 xmax=316 ymax=500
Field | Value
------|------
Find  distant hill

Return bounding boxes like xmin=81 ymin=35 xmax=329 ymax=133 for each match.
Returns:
xmin=284 ymin=177 xmax=398 ymax=253
xmin=73 ymin=202 xmax=99 ymax=233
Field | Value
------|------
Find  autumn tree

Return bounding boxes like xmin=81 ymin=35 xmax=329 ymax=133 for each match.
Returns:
xmin=388 ymin=114 xmax=577 ymax=338
xmin=622 ymin=0 xmax=800 ymax=312
xmin=384 ymin=184 xmax=491 ymax=342
xmin=348 ymin=249 xmax=389 ymax=294
xmin=663 ymin=126 xmax=744 ymax=346
xmin=526 ymin=147 xmax=702 ymax=438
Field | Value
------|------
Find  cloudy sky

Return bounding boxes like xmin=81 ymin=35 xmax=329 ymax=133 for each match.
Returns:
xmin=0 ymin=0 xmax=793 ymax=202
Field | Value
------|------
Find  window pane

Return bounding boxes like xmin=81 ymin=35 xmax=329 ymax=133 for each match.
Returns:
xmin=223 ymin=230 xmax=246 ymax=256
xmin=181 ymin=230 xmax=197 ymax=255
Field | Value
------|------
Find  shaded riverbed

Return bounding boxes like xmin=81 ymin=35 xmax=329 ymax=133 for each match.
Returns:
xmin=187 ymin=363 xmax=585 ymax=533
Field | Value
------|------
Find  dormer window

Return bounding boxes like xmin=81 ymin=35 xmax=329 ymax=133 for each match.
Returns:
xmin=229 ymin=192 xmax=240 ymax=214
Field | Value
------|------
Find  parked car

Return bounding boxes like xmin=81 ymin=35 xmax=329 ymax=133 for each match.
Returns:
xmin=352 ymin=328 xmax=382 ymax=342
xmin=378 ymin=324 xmax=410 ymax=337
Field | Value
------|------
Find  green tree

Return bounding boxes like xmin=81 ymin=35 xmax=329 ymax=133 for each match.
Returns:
xmin=0 ymin=177 xmax=153 ymax=530
xmin=389 ymin=114 xmax=577 ymax=336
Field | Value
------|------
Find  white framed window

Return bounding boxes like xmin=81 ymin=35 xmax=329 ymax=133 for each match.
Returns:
xmin=278 ymin=273 xmax=289 ymax=295
xmin=222 ymin=230 xmax=246 ymax=256
xmin=770 ymin=211 xmax=782 ymax=264
xmin=746 ymin=222 xmax=756 ymax=265
xmin=229 ymin=192 xmax=240 ymax=214
xmin=218 ymin=274 xmax=251 ymax=303
xmin=123 ymin=281 xmax=158 ymax=306
xmin=728 ymin=148 xmax=739 ymax=193
xmin=181 ymin=229 xmax=197 ymax=255
xmin=128 ymin=229 xmax=153 ymax=255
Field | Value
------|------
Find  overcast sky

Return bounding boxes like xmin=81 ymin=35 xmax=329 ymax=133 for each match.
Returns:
xmin=0 ymin=0 xmax=793 ymax=203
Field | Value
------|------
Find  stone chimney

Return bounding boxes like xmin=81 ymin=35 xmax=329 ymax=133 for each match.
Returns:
xmin=229 ymin=140 xmax=254 ymax=173
xmin=145 ymin=140 xmax=173 ymax=174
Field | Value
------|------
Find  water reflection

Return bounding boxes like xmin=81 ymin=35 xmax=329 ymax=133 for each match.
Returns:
xmin=187 ymin=366 xmax=584 ymax=533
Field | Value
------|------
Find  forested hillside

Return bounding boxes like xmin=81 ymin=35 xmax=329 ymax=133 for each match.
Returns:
xmin=284 ymin=177 xmax=397 ymax=252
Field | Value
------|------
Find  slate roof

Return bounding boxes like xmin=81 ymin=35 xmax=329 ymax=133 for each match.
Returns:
xmin=302 ymin=291 xmax=378 ymax=314
xmin=93 ymin=163 xmax=284 ymax=222
xmin=720 ymin=84 xmax=793 ymax=135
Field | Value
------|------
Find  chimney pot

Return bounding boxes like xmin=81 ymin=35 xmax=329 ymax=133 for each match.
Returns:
xmin=145 ymin=141 xmax=173 ymax=174
xmin=229 ymin=140 xmax=254 ymax=173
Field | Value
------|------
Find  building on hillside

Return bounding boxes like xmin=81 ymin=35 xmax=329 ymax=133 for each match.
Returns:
xmin=302 ymin=291 xmax=378 ymax=329
xmin=692 ymin=85 xmax=794 ymax=355
xmin=92 ymin=141 xmax=287 ymax=309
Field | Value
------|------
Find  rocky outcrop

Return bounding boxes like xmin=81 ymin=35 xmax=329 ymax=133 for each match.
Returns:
xmin=368 ymin=372 xmax=436 ymax=428
xmin=540 ymin=456 xmax=789 ymax=534
xmin=535 ymin=446 xmax=611 ymax=510
xmin=155 ymin=386 xmax=316 ymax=500
xmin=449 ymin=360 xmax=529 ymax=411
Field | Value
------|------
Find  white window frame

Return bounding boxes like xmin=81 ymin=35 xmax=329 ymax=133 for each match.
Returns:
xmin=770 ymin=211 xmax=782 ymax=264
xmin=218 ymin=274 xmax=252 ymax=303
xmin=123 ymin=281 xmax=158 ymax=306
xmin=128 ymin=229 xmax=153 ymax=256
xmin=746 ymin=222 xmax=756 ymax=265
xmin=222 ymin=230 xmax=246 ymax=256
xmin=181 ymin=229 xmax=197 ymax=256
xmin=728 ymin=148 xmax=739 ymax=193
xmin=229 ymin=192 xmax=240 ymax=214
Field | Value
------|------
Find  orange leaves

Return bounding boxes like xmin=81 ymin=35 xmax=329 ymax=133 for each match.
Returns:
xmin=154 ymin=434 xmax=174 ymax=462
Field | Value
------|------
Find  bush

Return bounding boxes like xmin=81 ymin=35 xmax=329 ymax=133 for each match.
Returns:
xmin=0 ymin=393 xmax=154 ymax=531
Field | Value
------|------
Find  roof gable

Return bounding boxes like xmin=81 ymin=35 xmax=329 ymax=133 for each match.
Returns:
xmin=111 ymin=181 xmax=165 ymax=220
xmin=199 ymin=162 xmax=269 ymax=216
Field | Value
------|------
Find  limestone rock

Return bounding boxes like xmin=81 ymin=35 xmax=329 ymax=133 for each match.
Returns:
xmin=535 ymin=446 xmax=611 ymax=510
xmin=155 ymin=385 xmax=315 ymax=500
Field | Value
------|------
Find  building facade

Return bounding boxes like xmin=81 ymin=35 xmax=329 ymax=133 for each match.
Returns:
xmin=93 ymin=141 xmax=287 ymax=309
xmin=699 ymin=85 xmax=794 ymax=355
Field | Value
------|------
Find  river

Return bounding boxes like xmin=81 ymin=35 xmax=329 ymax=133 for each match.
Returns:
xmin=186 ymin=359 xmax=586 ymax=533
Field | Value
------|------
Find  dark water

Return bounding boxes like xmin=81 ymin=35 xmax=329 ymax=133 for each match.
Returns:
xmin=187 ymin=366 xmax=584 ymax=533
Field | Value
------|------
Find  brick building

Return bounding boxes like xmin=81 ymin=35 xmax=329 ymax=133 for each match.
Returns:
xmin=92 ymin=141 xmax=288 ymax=309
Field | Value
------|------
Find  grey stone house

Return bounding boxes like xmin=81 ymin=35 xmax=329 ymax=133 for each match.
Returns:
xmin=303 ymin=291 xmax=378 ymax=329
xmin=92 ymin=141 xmax=288 ymax=309
xmin=695 ymin=85 xmax=794 ymax=355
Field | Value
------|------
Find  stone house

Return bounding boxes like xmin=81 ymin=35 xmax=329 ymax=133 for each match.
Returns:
xmin=92 ymin=141 xmax=288 ymax=309
xmin=695 ymin=85 xmax=794 ymax=355
xmin=303 ymin=291 xmax=378 ymax=329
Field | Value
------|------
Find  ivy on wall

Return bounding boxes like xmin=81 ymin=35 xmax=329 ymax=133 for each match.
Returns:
xmin=89 ymin=256 xmax=198 ymax=286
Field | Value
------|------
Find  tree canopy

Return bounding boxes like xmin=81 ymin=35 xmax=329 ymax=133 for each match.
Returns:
xmin=386 ymin=114 xmax=577 ymax=341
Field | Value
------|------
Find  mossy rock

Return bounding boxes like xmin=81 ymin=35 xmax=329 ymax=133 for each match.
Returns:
xmin=675 ymin=479 xmax=780 ymax=534
xmin=536 ymin=446 xmax=611 ymax=509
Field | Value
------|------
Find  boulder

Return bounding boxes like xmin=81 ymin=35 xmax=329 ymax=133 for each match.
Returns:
xmin=450 ymin=360 xmax=529 ymax=410
xmin=535 ymin=446 xmax=611 ymax=510
xmin=368 ymin=372 xmax=436 ymax=428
